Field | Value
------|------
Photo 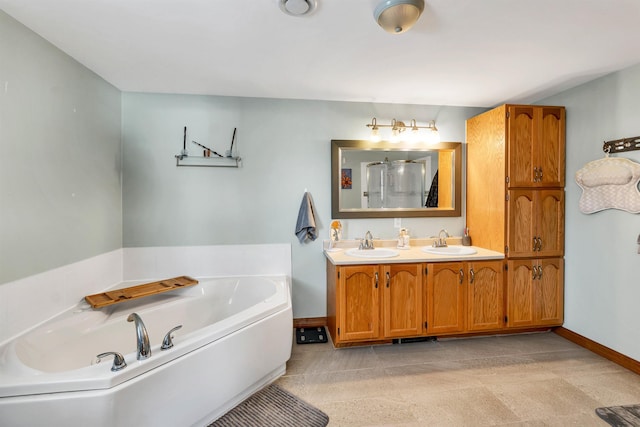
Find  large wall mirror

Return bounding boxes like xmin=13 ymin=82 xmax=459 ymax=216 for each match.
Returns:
xmin=331 ymin=140 xmax=462 ymax=218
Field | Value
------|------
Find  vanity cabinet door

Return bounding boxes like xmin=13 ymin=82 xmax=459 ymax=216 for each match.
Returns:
xmin=426 ymin=262 xmax=465 ymax=334
xmin=507 ymin=106 xmax=536 ymax=187
xmin=506 ymin=260 xmax=535 ymax=328
xmin=507 ymin=189 xmax=564 ymax=258
xmin=506 ymin=258 xmax=564 ymax=328
xmin=537 ymin=190 xmax=564 ymax=257
xmin=382 ymin=263 xmax=424 ymax=338
xmin=507 ymin=190 xmax=536 ymax=257
xmin=535 ymin=258 xmax=564 ymax=326
xmin=338 ymin=265 xmax=380 ymax=341
xmin=466 ymin=261 xmax=504 ymax=331
xmin=507 ymin=106 xmax=565 ymax=188
xmin=536 ymin=107 xmax=565 ymax=187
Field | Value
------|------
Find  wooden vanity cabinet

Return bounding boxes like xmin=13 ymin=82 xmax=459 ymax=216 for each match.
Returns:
xmin=326 ymin=262 xmax=423 ymax=345
xmin=426 ymin=260 xmax=504 ymax=335
xmin=506 ymin=258 xmax=564 ymax=328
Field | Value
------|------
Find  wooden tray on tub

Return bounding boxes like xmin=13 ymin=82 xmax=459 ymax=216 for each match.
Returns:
xmin=84 ymin=276 xmax=198 ymax=308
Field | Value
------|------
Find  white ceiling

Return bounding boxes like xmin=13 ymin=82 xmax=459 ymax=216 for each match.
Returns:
xmin=2 ymin=0 xmax=640 ymax=107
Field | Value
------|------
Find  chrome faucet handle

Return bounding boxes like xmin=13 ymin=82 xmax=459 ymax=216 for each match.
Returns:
xmin=161 ymin=325 xmax=183 ymax=350
xmin=97 ymin=351 xmax=127 ymax=372
xmin=358 ymin=238 xmax=364 ymax=250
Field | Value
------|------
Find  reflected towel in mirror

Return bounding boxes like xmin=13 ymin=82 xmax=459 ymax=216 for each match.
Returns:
xmin=295 ymin=192 xmax=318 ymax=243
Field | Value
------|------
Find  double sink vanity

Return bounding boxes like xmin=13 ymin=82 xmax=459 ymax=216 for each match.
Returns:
xmin=326 ymin=104 xmax=566 ymax=348
xmin=325 ymin=238 xmax=513 ymax=347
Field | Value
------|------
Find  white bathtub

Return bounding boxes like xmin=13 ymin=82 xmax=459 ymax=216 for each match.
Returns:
xmin=0 ymin=275 xmax=293 ymax=426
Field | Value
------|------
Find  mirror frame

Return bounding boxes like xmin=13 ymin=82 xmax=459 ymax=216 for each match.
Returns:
xmin=331 ymin=139 xmax=462 ymax=218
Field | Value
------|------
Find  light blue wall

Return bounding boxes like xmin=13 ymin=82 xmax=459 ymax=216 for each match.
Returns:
xmin=0 ymin=11 xmax=122 ymax=284
xmin=539 ymin=63 xmax=640 ymax=361
xmin=121 ymin=93 xmax=484 ymax=318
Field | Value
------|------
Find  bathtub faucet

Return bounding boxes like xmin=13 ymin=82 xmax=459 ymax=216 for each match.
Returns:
xmin=127 ymin=313 xmax=151 ymax=360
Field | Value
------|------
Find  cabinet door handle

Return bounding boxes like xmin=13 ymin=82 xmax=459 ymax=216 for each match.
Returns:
xmin=374 ymin=272 xmax=378 ymax=288
xmin=469 ymin=268 xmax=475 ymax=284
xmin=386 ymin=271 xmax=390 ymax=288
xmin=459 ymin=268 xmax=464 ymax=285
xmin=532 ymin=265 xmax=538 ymax=280
xmin=532 ymin=265 xmax=543 ymax=280
xmin=539 ymin=167 xmax=543 ymax=181
xmin=533 ymin=167 xmax=539 ymax=182
xmin=532 ymin=237 xmax=537 ymax=251
xmin=537 ymin=237 xmax=543 ymax=251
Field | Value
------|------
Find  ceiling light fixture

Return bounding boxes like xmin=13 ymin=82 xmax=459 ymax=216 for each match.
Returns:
xmin=279 ymin=0 xmax=317 ymax=17
xmin=374 ymin=0 xmax=424 ymax=34
xmin=366 ymin=117 xmax=440 ymax=144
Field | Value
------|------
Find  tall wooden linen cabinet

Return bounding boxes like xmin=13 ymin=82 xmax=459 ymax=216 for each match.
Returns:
xmin=466 ymin=104 xmax=565 ymax=328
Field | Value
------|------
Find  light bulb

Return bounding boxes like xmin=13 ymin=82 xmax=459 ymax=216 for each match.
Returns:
xmin=427 ymin=128 xmax=440 ymax=145
xmin=370 ymin=127 xmax=381 ymax=142
xmin=390 ymin=128 xmax=400 ymax=143
xmin=410 ymin=127 xmax=421 ymax=144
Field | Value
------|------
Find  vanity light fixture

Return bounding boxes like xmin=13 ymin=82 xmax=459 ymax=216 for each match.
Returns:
xmin=366 ymin=117 xmax=440 ymax=144
xmin=374 ymin=0 xmax=425 ymax=34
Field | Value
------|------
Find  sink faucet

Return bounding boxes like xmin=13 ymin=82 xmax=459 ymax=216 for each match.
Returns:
xmin=362 ymin=231 xmax=374 ymax=250
xmin=127 ymin=313 xmax=151 ymax=360
xmin=433 ymin=229 xmax=449 ymax=247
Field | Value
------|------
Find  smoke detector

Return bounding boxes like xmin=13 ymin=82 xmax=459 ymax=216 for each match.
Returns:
xmin=279 ymin=0 xmax=317 ymax=17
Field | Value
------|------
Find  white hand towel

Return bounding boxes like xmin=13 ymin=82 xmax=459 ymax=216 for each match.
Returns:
xmin=295 ymin=192 xmax=317 ymax=243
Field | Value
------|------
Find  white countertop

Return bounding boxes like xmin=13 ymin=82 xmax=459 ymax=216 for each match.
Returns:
xmin=324 ymin=238 xmax=504 ymax=265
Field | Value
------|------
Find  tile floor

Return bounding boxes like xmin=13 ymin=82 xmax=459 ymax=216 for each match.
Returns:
xmin=276 ymin=331 xmax=640 ymax=426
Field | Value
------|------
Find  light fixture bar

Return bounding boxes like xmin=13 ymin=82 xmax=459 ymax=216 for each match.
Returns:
xmin=366 ymin=117 xmax=439 ymax=144
xmin=366 ymin=118 xmax=437 ymax=131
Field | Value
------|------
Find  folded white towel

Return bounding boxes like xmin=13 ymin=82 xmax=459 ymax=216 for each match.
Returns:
xmin=295 ymin=192 xmax=317 ymax=243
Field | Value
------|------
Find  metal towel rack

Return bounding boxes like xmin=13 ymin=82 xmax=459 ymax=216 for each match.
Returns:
xmin=603 ymin=136 xmax=640 ymax=154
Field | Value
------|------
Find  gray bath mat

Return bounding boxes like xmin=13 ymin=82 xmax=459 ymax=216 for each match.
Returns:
xmin=209 ymin=384 xmax=329 ymax=427
xmin=596 ymin=404 xmax=640 ymax=426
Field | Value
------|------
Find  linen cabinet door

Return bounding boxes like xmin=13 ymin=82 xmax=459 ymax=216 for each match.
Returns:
xmin=466 ymin=261 xmax=504 ymax=332
xmin=535 ymin=258 xmax=564 ymax=326
xmin=536 ymin=107 xmax=565 ymax=187
xmin=426 ymin=262 xmax=465 ymax=334
xmin=506 ymin=260 xmax=535 ymax=328
xmin=507 ymin=105 xmax=536 ymax=187
xmin=338 ymin=265 xmax=380 ymax=342
xmin=382 ymin=263 xmax=423 ymax=338
xmin=507 ymin=190 xmax=536 ymax=257
xmin=536 ymin=190 xmax=564 ymax=257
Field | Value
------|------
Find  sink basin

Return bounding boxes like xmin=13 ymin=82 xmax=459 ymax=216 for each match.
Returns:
xmin=421 ymin=245 xmax=477 ymax=256
xmin=345 ymin=248 xmax=400 ymax=258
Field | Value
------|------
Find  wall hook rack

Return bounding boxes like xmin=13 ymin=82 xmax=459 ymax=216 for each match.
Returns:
xmin=603 ymin=136 xmax=640 ymax=154
xmin=175 ymin=126 xmax=241 ymax=167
